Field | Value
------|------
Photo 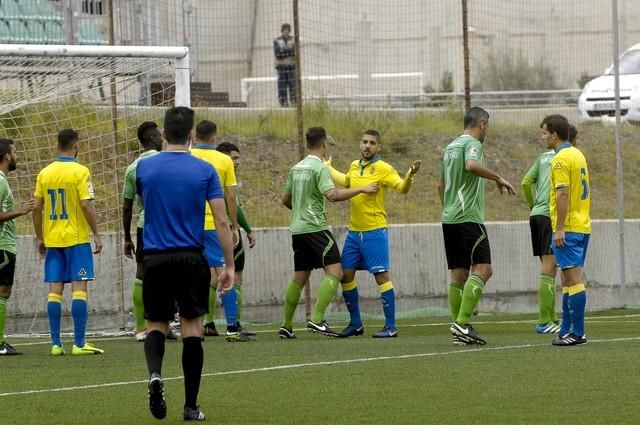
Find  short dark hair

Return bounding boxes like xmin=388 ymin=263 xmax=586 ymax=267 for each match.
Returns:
xmin=163 ymin=107 xmax=194 ymax=145
xmin=0 ymin=138 xmax=14 ymax=159
xmin=216 ymin=142 xmax=239 ymax=155
xmin=137 ymin=121 xmax=159 ymax=147
xmin=463 ymin=107 xmax=490 ymax=129
xmin=281 ymin=23 xmax=291 ymax=30
xmin=58 ymin=128 xmax=79 ymax=151
xmin=540 ymin=114 xmax=570 ymax=141
xmin=306 ymin=127 xmax=326 ymax=149
xmin=363 ymin=129 xmax=380 ymax=141
xmin=196 ymin=120 xmax=217 ymax=142
xmin=568 ymin=124 xmax=578 ymax=145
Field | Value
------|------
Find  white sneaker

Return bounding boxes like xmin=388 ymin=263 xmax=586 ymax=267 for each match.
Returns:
xmin=134 ymin=330 xmax=148 ymax=342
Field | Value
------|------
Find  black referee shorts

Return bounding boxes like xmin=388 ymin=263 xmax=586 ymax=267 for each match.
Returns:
xmin=292 ymin=230 xmax=341 ymax=271
xmin=142 ymin=249 xmax=211 ymax=321
xmin=529 ymin=215 xmax=553 ymax=257
xmin=442 ymin=222 xmax=492 ymax=270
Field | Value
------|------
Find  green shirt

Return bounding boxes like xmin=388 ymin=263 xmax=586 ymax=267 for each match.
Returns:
xmin=0 ymin=171 xmax=16 ymax=254
xmin=284 ymin=155 xmax=335 ymax=235
xmin=123 ymin=150 xmax=159 ymax=228
xmin=523 ymin=150 xmax=555 ymax=217
xmin=440 ymin=135 xmax=486 ymax=224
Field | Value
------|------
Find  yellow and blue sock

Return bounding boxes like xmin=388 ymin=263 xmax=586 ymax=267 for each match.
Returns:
xmin=560 ymin=287 xmax=571 ymax=336
xmin=378 ymin=281 xmax=395 ymax=330
xmin=47 ymin=293 xmax=63 ymax=347
xmin=341 ymin=281 xmax=362 ymax=327
xmin=132 ymin=279 xmax=145 ymax=331
xmin=568 ymin=284 xmax=587 ymax=337
xmin=221 ymin=289 xmax=238 ymax=330
xmin=71 ymin=291 xmax=88 ymax=347
xmin=0 ymin=296 xmax=8 ymax=343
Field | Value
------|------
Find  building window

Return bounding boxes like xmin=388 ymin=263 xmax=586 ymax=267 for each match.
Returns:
xmin=82 ymin=0 xmax=104 ymax=15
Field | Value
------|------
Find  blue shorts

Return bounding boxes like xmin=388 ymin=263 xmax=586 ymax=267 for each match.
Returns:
xmin=44 ymin=243 xmax=95 ymax=283
xmin=551 ymin=232 xmax=590 ymax=270
xmin=341 ymin=228 xmax=390 ymax=274
xmin=204 ymin=230 xmax=225 ymax=268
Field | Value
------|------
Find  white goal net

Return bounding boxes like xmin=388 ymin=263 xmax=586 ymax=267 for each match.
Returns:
xmin=0 ymin=44 xmax=189 ymax=336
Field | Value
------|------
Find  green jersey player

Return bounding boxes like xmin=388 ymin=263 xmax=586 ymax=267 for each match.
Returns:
xmin=438 ymin=107 xmax=516 ymax=345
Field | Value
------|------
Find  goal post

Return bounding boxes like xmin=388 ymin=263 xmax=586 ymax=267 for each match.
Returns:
xmin=0 ymin=44 xmax=190 ymax=336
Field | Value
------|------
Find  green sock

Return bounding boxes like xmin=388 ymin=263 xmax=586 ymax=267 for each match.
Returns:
xmin=311 ymin=274 xmax=340 ymax=323
xmin=234 ymin=284 xmax=243 ymax=321
xmin=132 ymin=279 xmax=145 ymax=331
xmin=456 ymin=275 xmax=485 ymax=325
xmin=282 ymin=280 xmax=304 ymax=329
xmin=206 ymin=288 xmax=216 ymax=324
xmin=538 ymin=274 xmax=556 ymax=324
xmin=448 ymin=283 xmax=464 ymax=321
xmin=0 ymin=296 xmax=7 ymax=343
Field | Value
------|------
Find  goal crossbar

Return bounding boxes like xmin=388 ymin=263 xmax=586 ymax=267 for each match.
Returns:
xmin=0 ymin=44 xmax=191 ymax=106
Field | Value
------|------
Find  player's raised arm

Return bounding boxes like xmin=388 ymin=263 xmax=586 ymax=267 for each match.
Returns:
xmin=391 ymin=160 xmax=421 ymax=194
xmin=324 ymin=156 xmax=349 ymax=187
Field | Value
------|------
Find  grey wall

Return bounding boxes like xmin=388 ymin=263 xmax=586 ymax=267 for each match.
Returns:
xmin=6 ymin=220 xmax=639 ymax=333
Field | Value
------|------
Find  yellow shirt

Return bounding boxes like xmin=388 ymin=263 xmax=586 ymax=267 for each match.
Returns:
xmin=329 ymin=157 xmax=413 ymax=232
xmin=34 ymin=157 xmax=94 ymax=247
xmin=550 ymin=144 xmax=591 ymax=234
xmin=191 ymin=145 xmax=237 ymax=230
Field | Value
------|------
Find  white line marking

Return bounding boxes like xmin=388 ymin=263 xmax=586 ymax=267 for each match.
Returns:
xmin=10 ymin=313 xmax=640 ymax=345
xmin=1 ymin=336 xmax=638 ymax=398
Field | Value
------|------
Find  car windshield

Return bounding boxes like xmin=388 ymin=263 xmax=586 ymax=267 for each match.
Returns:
xmin=608 ymin=49 xmax=640 ymax=75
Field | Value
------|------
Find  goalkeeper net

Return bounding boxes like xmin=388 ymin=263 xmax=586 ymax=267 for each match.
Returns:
xmin=0 ymin=45 xmax=189 ymax=336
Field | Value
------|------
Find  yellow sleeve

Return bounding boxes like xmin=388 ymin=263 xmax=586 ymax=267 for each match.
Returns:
xmin=325 ymin=162 xmax=349 ymax=187
xmin=386 ymin=167 xmax=414 ymax=194
xmin=551 ymin=156 xmax=570 ymax=189
xmin=77 ymin=167 xmax=95 ymax=200
xmin=34 ymin=171 xmax=43 ymax=198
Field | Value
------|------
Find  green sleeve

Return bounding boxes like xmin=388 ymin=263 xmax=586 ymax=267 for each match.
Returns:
xmin=237 ymin=204 xmax=252 ymax=233
xmin=284 ymin=170 xmax=293 ymax=195
xmin=521 ymin=159 xmax=538 ymax=208
xmin=123 ymin=165 xmax=136 ymax=200
xmin=317 ymin=165 xmax=336 ymax=194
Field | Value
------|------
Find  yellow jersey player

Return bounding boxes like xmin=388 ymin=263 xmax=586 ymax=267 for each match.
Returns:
xmin=542 ymin=115 xmax=591 ymax=346
xmin=326 ymin=129 xmax=420 ymax=338
xmin=33 ymin=129 xmax=104 ymax=355
xmin=190 ymin=120 xmax=245 ymax=341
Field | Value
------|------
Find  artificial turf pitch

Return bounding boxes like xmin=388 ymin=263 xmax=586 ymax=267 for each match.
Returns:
xmin=1 ymin=310 xmax=638 ymax=425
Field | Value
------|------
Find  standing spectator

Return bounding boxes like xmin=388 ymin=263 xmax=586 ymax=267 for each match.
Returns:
xmin=274 ymin=22 xmax=296 ymax=107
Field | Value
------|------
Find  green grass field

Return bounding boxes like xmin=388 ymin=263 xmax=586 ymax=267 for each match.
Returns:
xmin=1 ymin=310 xmax=639 ymax=425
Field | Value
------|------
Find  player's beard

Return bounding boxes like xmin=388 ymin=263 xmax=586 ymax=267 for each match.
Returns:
xmin=8 ymin=159 xmax=16 ymax=171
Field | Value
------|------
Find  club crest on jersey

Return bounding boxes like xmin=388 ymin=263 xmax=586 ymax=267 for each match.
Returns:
xmin=370 ymin=166 xmax=375 ymax=174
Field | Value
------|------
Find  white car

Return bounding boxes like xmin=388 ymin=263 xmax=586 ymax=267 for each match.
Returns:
xmin=578 ymin=43 xmax=640 ymax=122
